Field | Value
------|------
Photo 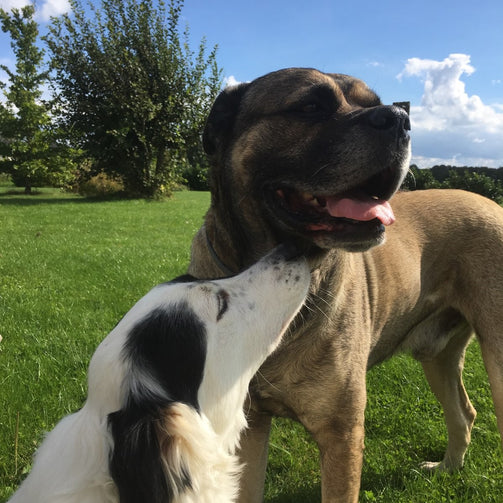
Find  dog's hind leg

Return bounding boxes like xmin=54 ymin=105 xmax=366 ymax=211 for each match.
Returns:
xmin=479 ymin=336 xmax=503 ymax=455
xmin=418 ymin=321 xmax=476 ymax=471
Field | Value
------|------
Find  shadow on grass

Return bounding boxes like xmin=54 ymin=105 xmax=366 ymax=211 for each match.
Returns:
xmin=360 ymin=445 xmax=446 ymax=497
xmin=267 ymin=484 xmax=321 ymax=503
xmin=0 ymin=197 xmax=97 ymax=206
xmin=0 ymin=192 xmax=141 ymax=206
xmin=361 ymin=466 xmax=409 ymax=495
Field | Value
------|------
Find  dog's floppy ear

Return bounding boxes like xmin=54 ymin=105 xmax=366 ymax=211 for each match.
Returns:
xmin=109 ymin=402 xmax=234 ymax=503
xmin=203 ymin=83 xmax=249 ymax=156
xmin=108 ymin=403 xmax=193 ymax=503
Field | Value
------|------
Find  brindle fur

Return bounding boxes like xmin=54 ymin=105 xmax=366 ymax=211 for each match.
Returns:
xmin=188 ymin=68 xmax=503 ymax=502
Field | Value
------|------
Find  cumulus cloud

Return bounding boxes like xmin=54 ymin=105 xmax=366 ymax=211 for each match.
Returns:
xmin=398 ymin=54 xmax=503 ymax=168
xmin=37 ymin=0 xmax=71 ymax=21
xmin=224 ymin=75 xmax=242 ymax=88
xmin=0 ymin=0 xmax=30 ymax=10
xmin=0 ymin=0 xmax=71 ymax=21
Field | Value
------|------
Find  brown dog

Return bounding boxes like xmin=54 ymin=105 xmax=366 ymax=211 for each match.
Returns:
xmin=188 ymin=68 xmax=503 ymax=502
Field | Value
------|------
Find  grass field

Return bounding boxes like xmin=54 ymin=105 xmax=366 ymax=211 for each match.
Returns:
xmin=1 ymin=184 xmax=502 ymax=502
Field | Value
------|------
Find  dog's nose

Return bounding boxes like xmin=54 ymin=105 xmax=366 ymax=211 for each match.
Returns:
xmin=367 ymin=106 xmax=411 ymax=137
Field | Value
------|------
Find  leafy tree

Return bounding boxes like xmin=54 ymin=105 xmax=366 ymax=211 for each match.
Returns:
xmin=0 ymin=5 xmax=75 ymax=193
xmin=46 ymin=0 xmax=222 ymax=198
xmin=402 ymin=166 xmax=503 ymax=205
xmin=401 ymin=165 xmax=441 ymax=191
xmin=442 ymin=169 xmax=503 ymax=203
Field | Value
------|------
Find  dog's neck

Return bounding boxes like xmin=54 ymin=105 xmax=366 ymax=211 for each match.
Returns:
xmin=188 ymin=209 xmax=243 ymax=279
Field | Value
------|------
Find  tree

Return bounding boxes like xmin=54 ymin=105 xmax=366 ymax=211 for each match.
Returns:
xmin=0 ymin=5 xmax=75 ymax=193
xmin=443 ymin=169 xmax=503 ymax=203
xmin=46 ymin=0 xmax=222 ymax=198
xmin=401 ymin=165 xmax=441 ymax=191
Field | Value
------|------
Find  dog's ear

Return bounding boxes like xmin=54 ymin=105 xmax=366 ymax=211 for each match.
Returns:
xmin=108 ymin=404 xmax=192 ymax=503
xmin=203 ymin=83 xmax=249 ymax=156
xmin=109 ymin=402 xmax=230 ymax=503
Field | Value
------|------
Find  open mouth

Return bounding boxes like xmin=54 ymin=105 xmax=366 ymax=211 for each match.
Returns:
xmin=264 ymin=168 xmax=400 ymax=239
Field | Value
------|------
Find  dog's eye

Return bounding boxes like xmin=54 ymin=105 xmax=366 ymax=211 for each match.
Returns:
xmin=293 ymin=99 xmax=333 ymax=119
xmin=216 ymin=290 xmax=229 ymax=321
xmin=300 ymin=103 xmax=321 ymax=114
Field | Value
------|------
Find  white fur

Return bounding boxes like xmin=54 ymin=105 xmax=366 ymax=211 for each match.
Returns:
xmin=8 ymin=247 xmax=310 ymax=503
xmin=156 ymin=403 xmax=241 ymax=503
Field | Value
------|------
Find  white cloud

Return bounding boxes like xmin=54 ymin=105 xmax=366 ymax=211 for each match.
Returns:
xmin=0 ymin=0 xmax=30 ymax=10
xmin=398 ymin=54 xmax=503 ymax=168
xmin=0 ymin=0 xmax=70 ymax=21
xmin=224 ymin=75 xmax=242 ymax=88
xmin=36 ymin=0 xmax=71 ymax=21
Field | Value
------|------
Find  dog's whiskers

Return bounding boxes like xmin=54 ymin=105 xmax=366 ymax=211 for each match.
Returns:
xmin=255 ymin=370 xmax=284 ymax=394
xmin=310 ymin=162 xmax=336 ymax=180
xmin=317 ymin=287 xmax=337 ymax=301
xmin=406 ymin=168 xmax=417 ymax=189
xmin=307 ymin=292 xmax=333 ymax=317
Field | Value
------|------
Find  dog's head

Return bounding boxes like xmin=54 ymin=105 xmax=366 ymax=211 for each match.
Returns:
xmin=105 ymin=245 xmax=310 ymax=502
xmin=204 ymin=68 xmax=411 ymax=254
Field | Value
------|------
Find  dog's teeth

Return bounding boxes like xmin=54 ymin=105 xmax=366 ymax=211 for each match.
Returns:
xmin=300 ymin=192 xmax=315 ymax=202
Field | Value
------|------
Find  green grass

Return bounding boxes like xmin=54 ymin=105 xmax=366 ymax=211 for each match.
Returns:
xmin=1 ymin=186 xmax=502 ymax=502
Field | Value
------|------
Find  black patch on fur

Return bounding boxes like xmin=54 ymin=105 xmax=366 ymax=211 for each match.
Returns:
xmin=109 ymin=406 xmax=192 ymax=503
xmin=125 ymin=303 xmax=207 ymax=410
xmin=108 ymin=303 xmax=207 ymax=502
xmin=168 ymin=274 xmax=198 ymax=284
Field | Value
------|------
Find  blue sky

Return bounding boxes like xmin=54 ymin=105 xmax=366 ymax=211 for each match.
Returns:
xmin=1 ymin=0 xmax=502 ymax=168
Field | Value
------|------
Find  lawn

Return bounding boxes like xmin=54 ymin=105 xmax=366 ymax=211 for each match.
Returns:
xmin=1 ymin=185 xmax=502 ymax=502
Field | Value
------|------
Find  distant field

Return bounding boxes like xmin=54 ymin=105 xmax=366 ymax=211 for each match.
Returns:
xmin=1 ymin=185 xmax=502 ymax=502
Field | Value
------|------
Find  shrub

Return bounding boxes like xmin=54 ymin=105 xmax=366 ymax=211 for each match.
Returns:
xmin=75 ymin=173 xmax=125 ymax=197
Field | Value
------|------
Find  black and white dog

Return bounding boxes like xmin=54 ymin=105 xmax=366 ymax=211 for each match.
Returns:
xmin=8 ymin=245 xmax=310 ymax=503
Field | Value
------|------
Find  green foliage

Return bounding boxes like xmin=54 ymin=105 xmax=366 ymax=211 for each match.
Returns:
xmin=443 ymin=169 xmax=503 ymax=204
xmin=402 ymin=165 xmax=441 ymax=191
xmin=403 ymin=165 xmax=503 ymax=204
xmin=0 ymin=5 xmax=76 ymax=193
xmin=74 ymin=173 xmax=125 ymax=197
xmin=45 ymin=0 xmax=222 ymax=198
xmin=180 ymin=161 xmax=209 ymax=191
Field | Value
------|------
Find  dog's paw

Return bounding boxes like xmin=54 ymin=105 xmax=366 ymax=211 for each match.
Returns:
xmin=419 ymin=460 xmax=459 ymax=473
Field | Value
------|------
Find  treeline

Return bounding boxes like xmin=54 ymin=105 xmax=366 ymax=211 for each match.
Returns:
xmin=402 ymin=165 xmax=503 ymax=205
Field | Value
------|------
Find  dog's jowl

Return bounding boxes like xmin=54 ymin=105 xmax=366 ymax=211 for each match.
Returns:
xmin=188 ymin=67 xmax=503 ymax=502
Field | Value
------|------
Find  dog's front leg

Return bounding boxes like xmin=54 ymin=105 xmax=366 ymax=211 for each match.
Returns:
xmin=305 ymin=375 xmax=367 ymax=503
xmin=312 ymin=419 xmax=365 ymax=503
xmin=237 ymin=408 xmax=273 ymax=502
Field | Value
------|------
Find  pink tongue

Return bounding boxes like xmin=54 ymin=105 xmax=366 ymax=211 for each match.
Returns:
xmin=326 ymin=196 xmax=396 ymax=226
